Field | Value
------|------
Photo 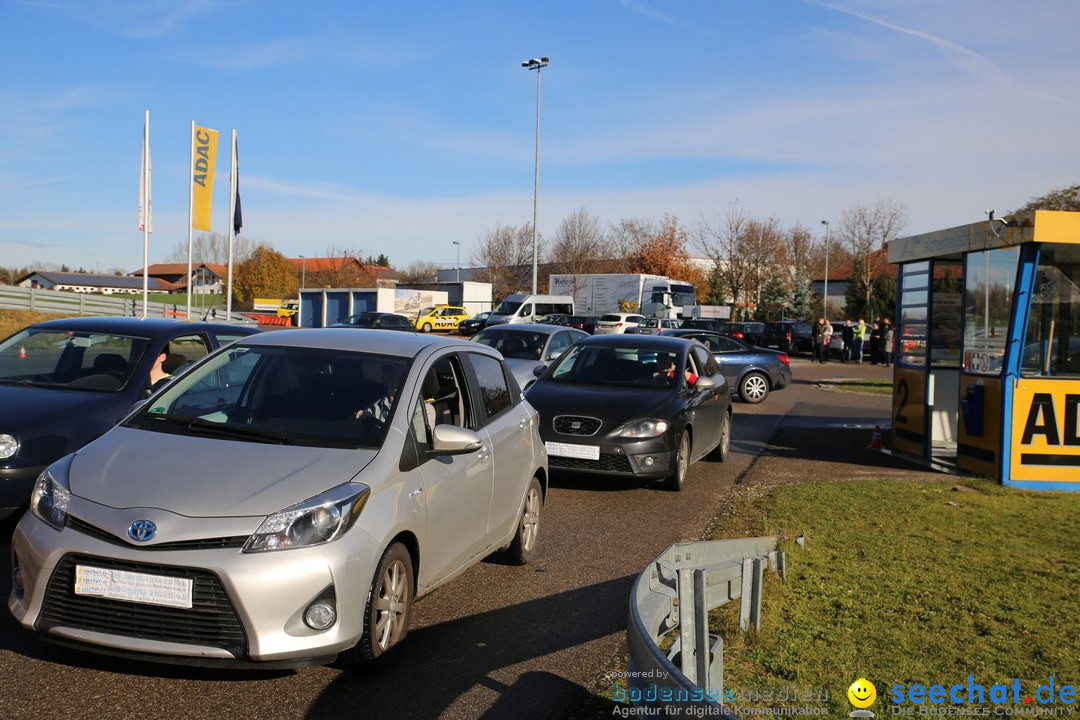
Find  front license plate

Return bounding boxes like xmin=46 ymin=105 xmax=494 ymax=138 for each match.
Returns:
xmin=74 ymin=565 xmax=193 ymax=609
xmin=545 ymin=441 xmax=600 ymax=460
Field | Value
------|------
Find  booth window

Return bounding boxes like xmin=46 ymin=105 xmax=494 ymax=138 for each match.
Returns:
xmin=1020 ymin=243 xmax=1080 ymax=377
xmin=898 ymin=261 xmax=929 ymax=366
xmin=963 ymin=247 xmax=1019 ymax=375
xmin=930 ymin=259 xmax=963 ymax=367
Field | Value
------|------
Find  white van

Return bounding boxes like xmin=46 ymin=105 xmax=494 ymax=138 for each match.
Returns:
xmin=486 ymin=294 xmax=574 ymax=326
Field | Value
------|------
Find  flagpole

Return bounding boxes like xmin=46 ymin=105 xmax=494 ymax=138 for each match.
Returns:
xmin=227 ymin=129 xmax=237 ymax=320
xmin=186 ymin=120 xmax=195 ymax=320
xmin=141 ymin=110 xmax=150 ymax=319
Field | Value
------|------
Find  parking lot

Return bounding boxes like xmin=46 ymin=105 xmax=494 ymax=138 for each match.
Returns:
xmin=0 ymin=357 xmax=894 ymax=720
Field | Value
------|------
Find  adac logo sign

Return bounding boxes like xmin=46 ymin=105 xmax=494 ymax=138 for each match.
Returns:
xmin=1010 ymin=379 xmax=1080 ymax=483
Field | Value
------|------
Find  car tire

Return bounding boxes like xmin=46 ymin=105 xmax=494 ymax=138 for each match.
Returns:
xmin=421 ymin=323 xmax=432 ymax=333
xmin=707 ymin=410 xmax=731 ymax=462
xmin=664 ymin=430 xmax=690 ymax=492
xmin=352 ymin=542 xmax=413 ymax=665
xmin=504 ymin=476 xmax=543 ymax=565
xmin=739 ymin=372 xmax=769 ymax=404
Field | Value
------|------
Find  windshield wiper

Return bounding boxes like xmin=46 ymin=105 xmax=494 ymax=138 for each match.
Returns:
xmin=185 ymin=417 xmax=293 ymax=445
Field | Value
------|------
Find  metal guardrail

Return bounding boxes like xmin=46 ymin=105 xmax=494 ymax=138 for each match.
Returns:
xmin=625 ymin=536 xmax=785 ymax=713
xmin=0 ymin=284 xmax=252 ymax=324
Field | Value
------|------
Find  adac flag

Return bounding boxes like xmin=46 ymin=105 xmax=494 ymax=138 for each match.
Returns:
xmin=191 ymin=124 xmax=219 ymax=231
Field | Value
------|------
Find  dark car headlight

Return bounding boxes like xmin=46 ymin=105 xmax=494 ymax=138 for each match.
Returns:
xmin=0 ymin=433 xmax=17 ymax=460
xmin=616 ymin=419 xmax=670 ymax=438
xmin=244 ymin=484 xmax=371 ymax=553
xmin=30 ymin=455 xmax=74 ymax=531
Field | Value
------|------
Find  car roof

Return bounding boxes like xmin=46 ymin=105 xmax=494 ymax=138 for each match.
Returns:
xmin=237 ymin=327 xmax=489 ymax=356
xmin=27 ymin=316 xmax=257 ymax=337
xmin=475 ymin=323 xmax=580 ymax=334
xmin=577 ymin=333 xmax=697 ymax=351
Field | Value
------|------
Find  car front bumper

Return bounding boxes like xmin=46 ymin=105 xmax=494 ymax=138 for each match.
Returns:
xmin=541 ymin=435 xmax=675 ymax=479
xmin=8 ymin=508 xmax=383 ymax=667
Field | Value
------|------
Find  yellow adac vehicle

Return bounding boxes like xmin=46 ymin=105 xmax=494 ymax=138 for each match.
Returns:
xmin=414 ymin=305 xmax=470 ymax=333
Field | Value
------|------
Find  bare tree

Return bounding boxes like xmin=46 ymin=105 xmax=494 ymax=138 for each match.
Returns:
xmin=167 ymin=232 xmax=255 ymax=266
xmin=469 ymin=223 xmax=542 ymax=301
xmin=549 ymin=208 xmax=611 ymax=297
xmin=397 ymin=260 xmax=439 ymax=284
xmin=837 ymin=200 xmax=907 ymax=314
xmin=609 ymin=217 xmax=656 ymax=269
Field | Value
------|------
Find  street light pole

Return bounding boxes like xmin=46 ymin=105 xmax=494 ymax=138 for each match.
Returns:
xmin=522 ymin=56 xmax=549 ymax=296
xmin=452 ymin=241 xmax=460 ymax=283
xmin=820 ymin=220 xmax=830 ymax=319
xmin=299 ymin=255 xmax=306 ymax=289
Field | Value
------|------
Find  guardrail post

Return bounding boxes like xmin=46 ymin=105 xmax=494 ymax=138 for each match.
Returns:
xmin=678 ymin=567 xmax=695 ymax=684
xmin=750 ymin=557 xmax=764 ymax=632
xmin=694 ymin=569 xmax=708 ymax=688
xmin=738 ymin=558 xmax=753 ymax=632
xmin=79 ymin=293 xmax=85 ymax=315
xmin=710 ymin=634 xmax=724 ymax=696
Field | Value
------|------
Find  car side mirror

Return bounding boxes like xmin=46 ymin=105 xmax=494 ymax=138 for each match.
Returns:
xmin=532 ymin=364 xmax=547 ymax=378
xmin=546 ymin=350 xmax=563 ymax=361
xmin=694 ymin=375 xmax=716 ymax=392
xmin=431 ymin=425 xmax=484 ymax=455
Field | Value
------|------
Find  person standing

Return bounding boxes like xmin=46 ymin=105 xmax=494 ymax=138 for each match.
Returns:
xmin=812 ymin=317 xmax=829 ymax=364
xmin=883 ymin=320 xmax=895 ymax=366
xmin=869 ymin=321 xmax=882 ymax=364
xmin=853 ymin=319 xmax=867 ymax=363
xmin=841 ymin=320 xmax=854 ymax=363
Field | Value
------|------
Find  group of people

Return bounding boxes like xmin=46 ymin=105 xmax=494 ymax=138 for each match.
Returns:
xmin=811 ymin=316 xmax=895 ymax=366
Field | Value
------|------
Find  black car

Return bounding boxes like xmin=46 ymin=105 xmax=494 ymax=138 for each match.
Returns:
xmin=330 ymin=312 xmax=415 ymax=331
xmin=0 ymin=316 xmax=259 ymax=518
xmin=761 ymin=321 xmax=814 ymax=355
xmin=539 ymin=314 xmax=600 ymax=334
xmin=523 ymin=334 xmax=731 ymax=491
xmin=719 ymin=321 xmax=766 ymax=346
xmin=679 ymin=318 xmax=726 ymax=333
xmin=456 ymin=311 xmax=492 ymax=337
xmin=662 ymin=329 xmax=791 ymax=403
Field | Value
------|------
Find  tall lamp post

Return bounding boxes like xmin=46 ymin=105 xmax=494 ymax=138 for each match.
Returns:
xmin=820 ymin=220 xmax=830 ymax=318
xmin=299 ymin=255 xmax=307 ymax=289
xmin=522 ymin=56 xmax=549 ymax=296
xmin=452 ymin=241 xmax=460 ymax=283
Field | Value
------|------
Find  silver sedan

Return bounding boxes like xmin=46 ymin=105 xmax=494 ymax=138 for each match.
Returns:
xmin=9 ymin=330 xmax=547 ymax=668
xmin=471 ymin=323 xmax=588 ymax=390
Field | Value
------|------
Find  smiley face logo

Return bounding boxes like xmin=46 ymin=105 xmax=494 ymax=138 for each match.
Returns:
xmin=848 ymin=678 xmax=877 ymax=709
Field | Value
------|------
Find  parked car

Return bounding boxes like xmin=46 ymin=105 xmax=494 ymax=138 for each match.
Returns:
xmin=538 ymin=314 xmax=600 ymax=334
xmin=0 ymin=317 xmax=259 ymax=519
xmin=471 ymin=323 xmax=588 ymax=390
xmin=593 ymin=313 xmax=645 ymax=335
xmin=627 ymin=318 xmax=682 ymax=335
xmin=760 ymin=321 xmax=814 ymax=355
xmin=524 ymin=334 xmax=731 ymax=491
xmin=662 ymin=329 xmax=791 ymax=404
xmin=719 ymin=322 xmax=766 ymax=346
xmin=829 ymin=322 xmax=847 ymax=358
xmin=679 ymin=318 xmax=726 ymax=333
xmin=413 ymin=305 xmax=470 ymax=333
xmin=9 ymin=329 xmax=547 ymax=666
xmin=330 ymin=312 xmax=415 ymax=331
xmin=456 ymin=311 xmax=492 ymax=337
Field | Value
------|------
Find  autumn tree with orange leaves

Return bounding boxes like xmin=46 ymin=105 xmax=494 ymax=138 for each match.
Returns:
xmin=628 ymin=215 xmax=703 ymax=291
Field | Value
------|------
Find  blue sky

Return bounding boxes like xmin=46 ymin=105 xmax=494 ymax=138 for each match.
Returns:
xmin=3 ymin=0 xmax=1079 ymax=274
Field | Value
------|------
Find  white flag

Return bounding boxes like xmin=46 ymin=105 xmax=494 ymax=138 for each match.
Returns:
xmin=139 ymin=114 xmax=152 ymax=233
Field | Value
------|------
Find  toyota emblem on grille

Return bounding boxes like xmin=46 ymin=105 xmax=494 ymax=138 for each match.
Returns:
xmin=128 ymin=519 xmax=157 ymax=542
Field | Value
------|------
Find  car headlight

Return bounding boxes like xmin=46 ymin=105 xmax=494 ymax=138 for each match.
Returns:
xmin=243 ymin=484 xmax=371 ymax=553
xmin=0 ymin=433 xmax=17 ymax=459
xmin=30 ymin=455 xmax=74 ymax=531
xmin=616 ymin=419 xmax=670 ymax=438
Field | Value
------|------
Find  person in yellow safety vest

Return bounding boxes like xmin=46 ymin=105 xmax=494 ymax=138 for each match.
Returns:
xmin=852 ymin=319 xmax=867 ymax=363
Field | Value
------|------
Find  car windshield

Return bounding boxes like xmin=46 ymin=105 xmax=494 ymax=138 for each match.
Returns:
xmin=639 ymin=319 xmax=659 ymax=328
xmin=473 ymin=329 xmax=546 ymax=360
xmin=493 ymin=300 xmax=522 ymax=315
xmin=342 ymin=314 xmax=377 ymax=327
xmin=0 ymin=328 xmax=150 ymax=392
xmin=417 ymin=307 xmax=436 ymax=317
xmin=126 ymin=345 xmax=410 ymax=449
xmin=547 ymin=344 xmax=677 ymax=388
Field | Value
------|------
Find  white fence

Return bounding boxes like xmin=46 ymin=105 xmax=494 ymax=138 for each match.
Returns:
xmin=0 ymin=284 xmax=251 ymax=323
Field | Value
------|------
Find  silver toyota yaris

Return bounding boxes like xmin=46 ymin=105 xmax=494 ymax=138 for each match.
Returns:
xmin=8 ymin=329 xmax=547 ymax=668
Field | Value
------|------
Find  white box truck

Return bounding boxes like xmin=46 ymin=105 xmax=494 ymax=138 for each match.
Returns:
xmin=548 ymin=273 xmax=696 ymax=319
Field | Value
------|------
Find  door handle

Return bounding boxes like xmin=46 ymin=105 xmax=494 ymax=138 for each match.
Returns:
xmin=477 ymin=445 xmax=490 ymax=461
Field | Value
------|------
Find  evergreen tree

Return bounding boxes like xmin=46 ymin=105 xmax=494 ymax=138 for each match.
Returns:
xmin=789 ymin=270 xmax=816 ymax=321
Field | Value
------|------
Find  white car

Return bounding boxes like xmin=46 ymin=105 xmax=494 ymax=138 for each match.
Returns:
xmin=593 ymin=313 xmax=645 ymax=335
xmin=9 ymin=330 xmax=547 ymax=667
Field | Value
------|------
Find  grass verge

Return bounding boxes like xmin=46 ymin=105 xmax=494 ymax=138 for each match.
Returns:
xmin=711 ymin=476 xmax=1079 ymax=715
xmin=821 ymin=378 xmax=893 ymax=395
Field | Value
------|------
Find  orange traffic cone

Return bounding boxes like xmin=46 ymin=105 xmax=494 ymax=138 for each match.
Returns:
xmin=18 ymin=345 xmax=27 ymax=359
xmin=867 ymin=425 xmax=883 ymax=450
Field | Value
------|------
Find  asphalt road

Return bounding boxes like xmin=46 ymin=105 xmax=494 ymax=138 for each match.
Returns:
xmin=0 ymin=357 xmax=894 ymax=720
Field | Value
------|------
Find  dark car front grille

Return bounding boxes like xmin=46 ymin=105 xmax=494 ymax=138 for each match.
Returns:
xmin=550 ymin=453 xmax=633 ymax=473
xmin=553 ymin=415 xmax=602 ymax=436
xmin=67 ymin=516 xmax=248 ymax=551
xmin=39 ymin=553 xmax=247 ymax=656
